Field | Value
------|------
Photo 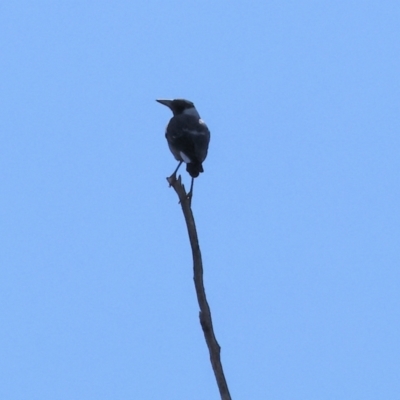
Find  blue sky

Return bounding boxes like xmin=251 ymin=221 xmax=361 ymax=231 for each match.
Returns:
xmin=1 ymin=1 xmax=399 ymax=399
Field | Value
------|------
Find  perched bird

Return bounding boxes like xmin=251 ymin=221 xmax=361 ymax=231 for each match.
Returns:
xmin=156 ymin=98 xmax=210 ymax=201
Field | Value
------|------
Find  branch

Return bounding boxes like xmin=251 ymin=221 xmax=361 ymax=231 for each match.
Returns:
xmin=167 ymin=175 xmax=232 ymax=400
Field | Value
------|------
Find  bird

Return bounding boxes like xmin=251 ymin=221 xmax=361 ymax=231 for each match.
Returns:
xmin=156 ymin=98 xmax=210 ymax=202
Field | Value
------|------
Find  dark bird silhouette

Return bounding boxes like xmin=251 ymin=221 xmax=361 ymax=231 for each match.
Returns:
xmin=156 ymin=99 xmax=210 ymax=201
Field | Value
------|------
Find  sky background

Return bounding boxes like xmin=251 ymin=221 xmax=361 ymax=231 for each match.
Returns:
xmin=1 ymin=1 xmax=399 ymax=399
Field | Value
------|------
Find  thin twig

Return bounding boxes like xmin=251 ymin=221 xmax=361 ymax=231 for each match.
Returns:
xmin=167 ymin=175 xmax=232 ymax=400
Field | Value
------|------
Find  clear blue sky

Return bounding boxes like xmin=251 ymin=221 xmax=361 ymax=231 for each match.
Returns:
xmin=1 ymin=2 xmax=399 ymax=399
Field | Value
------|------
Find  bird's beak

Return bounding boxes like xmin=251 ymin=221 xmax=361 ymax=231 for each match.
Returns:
xmin=156 ymin=99 xmax=173 ymax=109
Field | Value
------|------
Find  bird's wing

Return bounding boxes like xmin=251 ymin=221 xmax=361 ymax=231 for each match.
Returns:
xmin=166 ymin=116 xmax=210 ymax=164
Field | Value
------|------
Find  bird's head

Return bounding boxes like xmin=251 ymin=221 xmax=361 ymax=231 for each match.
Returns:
xmin=156 ymin=99 xmax=198 ymax=117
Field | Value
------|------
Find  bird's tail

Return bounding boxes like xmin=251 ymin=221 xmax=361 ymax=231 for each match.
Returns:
xmin=186 ymin=162 xmax=203 ymax=178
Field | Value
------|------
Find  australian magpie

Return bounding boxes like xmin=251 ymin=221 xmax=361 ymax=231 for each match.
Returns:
xmin=156 ymin=98 xmax=210 ymax=201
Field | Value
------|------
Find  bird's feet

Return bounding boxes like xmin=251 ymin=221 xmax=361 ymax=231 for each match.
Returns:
xmin=186 ymin=190 xmax=193 ymax=206
xmin=177 ymin=191 xmax=192 ymax=206
xmin=166 ymin=172 xmax=178 ymax=187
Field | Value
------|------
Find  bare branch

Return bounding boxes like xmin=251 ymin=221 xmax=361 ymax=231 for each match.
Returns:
xmin=167 ymin=175 xmax=232 ymax=400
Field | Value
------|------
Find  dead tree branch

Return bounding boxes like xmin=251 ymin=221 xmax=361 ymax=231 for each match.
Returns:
xmin=167 ymin=175 xmax=232 ymax=400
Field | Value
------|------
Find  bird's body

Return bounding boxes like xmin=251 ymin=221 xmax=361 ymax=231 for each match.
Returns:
xmin=165 ymin=112 xmax=210 ymax=177
xmin=157 ymin=99 xmax=210 ymax=201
